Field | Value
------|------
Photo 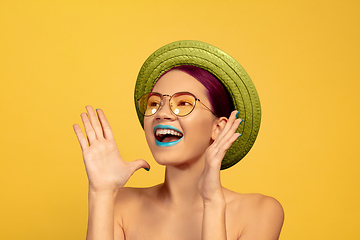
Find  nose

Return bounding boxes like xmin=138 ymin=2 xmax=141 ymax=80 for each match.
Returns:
xmin=155 ymin=96 xmax=176 ymax=120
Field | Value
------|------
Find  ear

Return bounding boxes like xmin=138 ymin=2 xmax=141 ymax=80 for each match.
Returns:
xmin=211 ymin=117 xmax=228 ymax=141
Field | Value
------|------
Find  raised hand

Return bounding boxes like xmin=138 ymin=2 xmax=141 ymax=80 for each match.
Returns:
xmin=198 ymin=110 xmax=242 ymax=203
xmin=73 ymin=106 xmax=150 ymax=193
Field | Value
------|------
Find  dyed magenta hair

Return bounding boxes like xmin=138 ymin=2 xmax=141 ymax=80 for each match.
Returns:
xmin=158 ymin=65 xmax=234 ymax=118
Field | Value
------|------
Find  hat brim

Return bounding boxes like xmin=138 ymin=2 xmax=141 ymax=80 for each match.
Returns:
xmin=134 ymin=40 xmax=261 ymax=170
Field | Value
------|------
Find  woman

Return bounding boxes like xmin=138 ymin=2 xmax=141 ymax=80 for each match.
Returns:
xmin=73 ymin=41 xmax=284 ymax=240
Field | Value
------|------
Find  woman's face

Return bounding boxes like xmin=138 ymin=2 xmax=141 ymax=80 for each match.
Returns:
xmin=144 ymin=70 xmax=218 ymax=168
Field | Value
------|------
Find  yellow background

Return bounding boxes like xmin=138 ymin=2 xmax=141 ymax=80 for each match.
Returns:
xmin=1 ymin=0 xmax=359 ymax=239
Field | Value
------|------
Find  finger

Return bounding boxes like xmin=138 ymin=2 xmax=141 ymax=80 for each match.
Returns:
xmin=215 ymin=118 xmax=242 ymax=148
xmin=96 ymin=109 xmax=114 ymax=140
xmin=214 ymin=111 xmax=239 ymax=142
xmin=80 ymin=112 xmax=97 ymax=144
xmin=213 ymin=111 xmax=240 ymax=146
xmin=85 ymin=105 xmax=104 ymax=139
xmin=128 ymin=159 xmax=151 ymax=173
xmin=222 ymin=117 xmax=242 ymax=140
xmin=206 ymin=132 xmax=241 ymax=168
xmin=215 ymin=132 xmax=241 ymax=158
xmin=73 ymin=124 xmax=89 ymax=151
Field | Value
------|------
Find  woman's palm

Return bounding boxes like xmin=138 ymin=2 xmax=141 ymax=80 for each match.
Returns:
xmin=73 ymin=106 xmax=149 ymax=192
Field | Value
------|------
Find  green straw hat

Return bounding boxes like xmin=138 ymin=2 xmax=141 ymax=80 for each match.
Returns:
xmin=134 ymin=40 xmax=261 ymax=170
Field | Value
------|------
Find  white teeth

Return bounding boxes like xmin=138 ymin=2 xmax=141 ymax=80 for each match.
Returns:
xmin=155 ymin=129 xmax=183 ymax=137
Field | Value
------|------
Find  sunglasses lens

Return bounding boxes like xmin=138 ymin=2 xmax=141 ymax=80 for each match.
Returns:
xmin=170 ymin=93 xmax=196 ymax=116
xmin=138 ymin=92 xmax=197 ymax=116
xmin=138 ymin=93 xmax=161 ymax=116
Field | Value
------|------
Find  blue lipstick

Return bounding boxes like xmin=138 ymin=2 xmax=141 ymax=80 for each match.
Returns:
xmin=153 ymin=125 xmax=183 ymax=147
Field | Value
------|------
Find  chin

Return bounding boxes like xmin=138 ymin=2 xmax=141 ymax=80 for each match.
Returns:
xmin=149 ymin=145 xmax=183 ymax=165
xmin=150 ymin=145 xmax=206 ymax=169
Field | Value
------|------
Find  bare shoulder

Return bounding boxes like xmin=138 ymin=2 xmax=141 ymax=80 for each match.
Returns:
xmin=115 ymin=184 xmax=160 ymax=202
xmin=115 ymin=186 xmax=147 ymax=202
xmin=223 ymin=189 xmax=284 ymax=240
xmin=240 ymin=193 xmax=283 ymax=216
xmin=113 ymin=185 xmax=161 ymax=218
xmin=224 ymin=188 xmax=283 ymax=209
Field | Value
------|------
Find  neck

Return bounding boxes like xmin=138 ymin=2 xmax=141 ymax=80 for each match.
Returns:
xmin=159 ymin=156 xmax=205 ymax=208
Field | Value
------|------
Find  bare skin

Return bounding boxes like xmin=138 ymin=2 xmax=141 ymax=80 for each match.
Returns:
xmin=114 ymin=187 xmax=283 ymax=240
xmin=73 ymin=70 xmax=284 ymax=240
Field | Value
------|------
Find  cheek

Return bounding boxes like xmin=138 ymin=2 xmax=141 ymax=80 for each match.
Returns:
xmin=143 ymin=118 xmax=154 ymax=144
xmin=182 ymin=115 xmax=214 ymax=147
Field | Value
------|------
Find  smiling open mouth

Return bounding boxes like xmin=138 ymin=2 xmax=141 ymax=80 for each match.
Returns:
xmin=153 ymin=125 xmax=183 ymax=147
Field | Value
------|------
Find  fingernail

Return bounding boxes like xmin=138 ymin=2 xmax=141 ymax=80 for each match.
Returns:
xmin=240 ymin=119 xmax=243 ymax=124
xmin=144 ymin=168 xmax=150 ymax=171
xmin=236 ymin=111 xmax=240 ymax=118
xmin=238 ymin=134 xmax=242 ymax=138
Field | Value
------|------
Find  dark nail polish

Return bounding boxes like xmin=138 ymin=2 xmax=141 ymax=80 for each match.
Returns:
xmin=236 ymin=111 xmax=240 ymax=118
xmin=238 ymin=134 xmax=242 ymax=138
xmin=144 ymin=168 xmax=150 ymax=171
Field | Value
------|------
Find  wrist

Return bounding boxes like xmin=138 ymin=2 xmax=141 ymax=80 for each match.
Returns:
xmin=88 ymin=187 xmax=119 ymax=199
xmin=202 ymin=190 xmax=226 ymax=205
xmin=203 ymin=195 xmax=226 ymax=207
xmin=202 ymin=197 xmax=227 ymax=240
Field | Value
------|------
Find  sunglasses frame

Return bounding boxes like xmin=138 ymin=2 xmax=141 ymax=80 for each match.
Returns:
xmin=137 ymin=91 xmax=218 ymax=117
